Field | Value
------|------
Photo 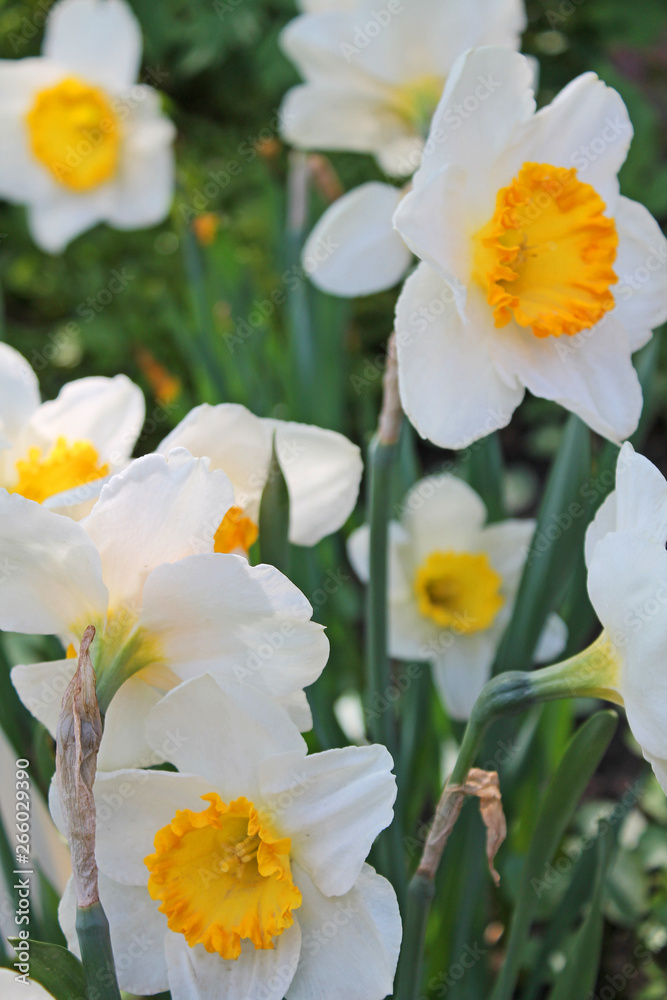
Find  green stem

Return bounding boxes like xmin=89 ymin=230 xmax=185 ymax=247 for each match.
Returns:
xmin=395 ymin=635 xmax=621 ymax=1000
xmin=365 ymin=433 xmax=398 ymax=755
xmin=181 ymin=224 xmax=228 ymax=403
xmin=365 ymin=431 xmax=408 ymax=909
xmin=75 ymin=901 xmax=122 ymax=1000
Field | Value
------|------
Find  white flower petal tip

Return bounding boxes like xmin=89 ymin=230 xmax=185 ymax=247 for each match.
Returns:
xmin=351 ymin=472 xmax=537 ymax=720
xmin=158 ymin=402 xmax=363 ymax=549
xmin=584 ymin=446 xmax=667 ymax=776
xmin=60 ymin=674 xmax=401 ymax=999
xmin=303 ymin=182 xmax=412 ymax=297
xmin=393 ymin=47 xmax=659 ymax=447
xmin=279 ymin=0 xmax=525 ymax=175
xmin=0 ymin=0 xmax=174 ymax=252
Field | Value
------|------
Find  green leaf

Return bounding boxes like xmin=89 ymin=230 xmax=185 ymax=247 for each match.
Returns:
xmin=493 ymin=414 xmax=591 ymax=676
xmin=490 ymin=710 xmax=618 ymax=1000
xmin=460 ymin=431 xmax=506 ymax=523
xmin=258 ymin=433 xmax=290 ymax=574
xmin=8 ymin=939 xmax=85 ymax=1000
xmin=546 ymin=828 xmax=615 ymax=1000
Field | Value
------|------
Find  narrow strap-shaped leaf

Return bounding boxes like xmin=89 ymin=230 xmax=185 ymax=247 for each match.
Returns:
xmin=461 ymin=431 xmax=506 ymax=524
xmin=258 ymin=433 xmax=291 ymax=575
xmin=8 ymin=939 xmax=85 ymax=1000
xmin=546 ymin=827 xmax=615 ymax=1000
xmin=490 ymin=709 xmax=618 ymax=1000
xmin=492 ymin=414 xmax=591 ymax=677
xmin=520 ymin=834 xmax=599 ymax=1000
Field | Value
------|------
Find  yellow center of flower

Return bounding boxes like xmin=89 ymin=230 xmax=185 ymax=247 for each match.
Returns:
xmin=391 ymin=74 xmax=444 ymax=134
xmin=472 ymin=162 xmax=618 ymax=338
xmin=214 ymin=506 xmax=259 ymax=554
xmin=26 ymin=76 xmax=120 ymax=192
xmin=414 ymin=550 xmax=504 ymax=632
xmin=145 ymin=794 xmax=301 ymax=960
xmin=11 ymin=437 xmax=109 ymax=504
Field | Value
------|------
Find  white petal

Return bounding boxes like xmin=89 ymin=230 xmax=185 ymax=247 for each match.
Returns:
xmin=0 ymin=492 xmax=107 ymax=634
xmin=400 ymin=474 xmax=488 ymax=562
xmin=613 ymin=196 xmax=667 ymax=350
xmin=281 ymin=84 xmax=414 ymax=173
xmin=43 ymin=0 xmax=142 ymax=92
xmin=477 ymin=518 xmax=535 ymax=592
xmin=393 ymin=164 xmax=471 ymax=282
xmin=97 ymin=673 xmax=165 ymax=770
xmin=613 ymin=443 xmax=667 ymax=546
xmin=82 ymin=450 xmax=234 ymax=609
xmin=90 ymin=769 xmax=214 ymax=885
xmin=643 ymin=750 xmax=667 ymax=797
xmin=534 ymin=613 xmax=568 ymax=664
xmin=106 ymin=88 xmax=176 ymax=229
xmin=29 ymin=374 xmax=145 ymax=465
xmin=158 ymin=403 xmax=271 ymax=516
xmin=304 ymin=183 xmax=412 ymax=297
xmin=491 ymin=314 xmax=642 ymax=444
xmin=395 ymin=265 xmax=524 ymax=449
xmin=0 ymin=343 xmax=40 ymax=444
xmin=58 ymin=873 xmax=170 ymax=995
xmin=260 ymin=744 xmax=395 ymax=897
xmin=144 ymin=674 xmax=306 ymax=800
xmin=138 ymin=554 xmax=329 ymax=702
xmin=416 ymin=47 xmax=535 ymax=187
xmin=504 ymin=72 xmax=632 ymax=209
xmin=287 ymin=863 xmax=401 ymax=1000
xmin=11 ymin=658 xmax=75 ymax=736
xmin=0 ymin=969 xmax=54 ymax=999
xmin=268 ymin=419 xmax=363 ymax=546
xmin=347 ymin=522 xmax=412 ymax=602
xmin=584 ymin=490 xmax=618 ymax=567
xmin=389 ymin=599 xmax=437 ymax=661
xmin=165 ymin=919 xmax=301 ymax=1000
xmin=431 ymin=632 xmax=497 ymax=720
xmin=28 ymin=193 xmax=108 ymax=254
xmin=587 ymin=530 xmax=667 ymax=759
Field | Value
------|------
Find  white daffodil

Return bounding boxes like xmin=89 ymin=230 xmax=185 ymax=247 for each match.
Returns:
xmin=393 ymin=47 xmax=667 ymax=450
xmin=0 ymin=341 xmax=144 ymax=515
xmin=5 ymin=449 xmax=329 ymax=769
xmin=303 ymin=180 xmax=413 ymax=297
xmin=582 ymin=443 xmax=667 ymax=792
xmin=348 ymin=473 xmax=566 ymax=719
xmin=0 ymin=970 xmax=55 ymax=998
xmin=53 ymin=674 xmax=401 ymax=1000
xmin=280 ymin=0 xmax=526 ymax=178
xmin=157 ymin=402 xmax=363 ymax=553
xmin=0 ymin=0 xmax=175 ymax=253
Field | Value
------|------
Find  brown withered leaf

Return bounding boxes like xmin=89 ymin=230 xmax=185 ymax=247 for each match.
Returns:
xmin=418 ymin=768 xmax=507 ymax=885
xmin=55 ymin=625 xmax=102 ymax=908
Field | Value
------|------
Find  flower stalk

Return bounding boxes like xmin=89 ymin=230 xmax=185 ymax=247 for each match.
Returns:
xmin=396 ymin=634 xmax=621 ymax=1000
xmin=366 ymin=333 xmax=406 ymax=905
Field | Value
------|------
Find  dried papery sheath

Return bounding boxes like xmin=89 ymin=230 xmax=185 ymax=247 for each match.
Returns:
xmin=55 ymin=624 xmax=122 ymax=1000
xmin=55 ymin=624 xmax=102 ymax=908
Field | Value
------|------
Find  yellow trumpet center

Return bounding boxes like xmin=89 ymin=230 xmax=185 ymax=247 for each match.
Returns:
xmin=472 ymin=162 xmax=618 ymax=338
xmin=415 ymin=550 xmax=504 ymax=633
xmin=391 ymin=74 xmax=444 ymax=134
xmin=26 ymin=76 xmax=120 ymax=192
xmin=214 ymin=506 xmax=259 ymax=554
xmin=11 ymin=436 xmax=109 ymax=504
xmin=145 ymin=794 xmax=301 ymax=960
